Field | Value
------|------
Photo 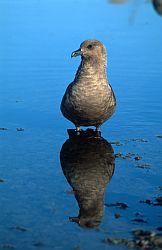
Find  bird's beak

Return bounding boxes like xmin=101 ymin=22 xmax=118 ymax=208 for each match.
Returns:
xmin=69 ymin=216 xmax=80 ymax=222
xmin=71 ymin=48 xmax=82 ymax=58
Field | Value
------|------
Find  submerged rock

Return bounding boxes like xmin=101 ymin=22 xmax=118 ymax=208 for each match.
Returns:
xmin=0 ymin=244 xmax=15 ymax=249
xmin=0 ymin=128 xmax=8 ymax=131
xmin=127 ymin=138 xmax=148 ymax=143
xmin=134 ymin=156 xmax=142 ymax=161
xmin=115 ymin=152 xmax=142 ymax=161
xmin=110 ymin=140 xmax=123 ymax=146
xmin=136 ymin=163 xmax=151 ymax=169
xmin=140 ymin=197 xmax=162 ymax=206
xmin=16 ymin=128 xmax=24 ymax=132
xmin=140 ymin=199 xmax=152 ymax=205
xmin=155 ymin=196 xmax=162 ymax=206
xmin=10 ymin=225 xmax=30 ymax=232
xmin=114 ymin=213 xmax=121 ymax=219
xmin=157 ymin=135 xmax=162 ymax=139
xmin=105 ymin=202 xmax=128 ymax=209
xmin=33 ymin=241 xmax=46 ymax=247
xmin=132 ymin=218 xmax=148 ymax=224
xmin=103 ymin=229 xmax=162 ymax=249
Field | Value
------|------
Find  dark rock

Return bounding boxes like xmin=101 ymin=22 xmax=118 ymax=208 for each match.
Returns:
xmin=10 ymin=226 xmax=29 ymax=232
xmin=134 ymin=156 xmax=142 ymax=161
xmin=33 ymin=241 xmax=46 ymax=247
xmin=157 ymin=135 xmax=162 ymax=139
xmin=155 ymin=196 xmax=162 ymax=206
xmin=128 ymin=138 xmax=148 ymax=143
xmin=133 ymin=229 xmax=152 ymax=237
xmin=135 ymin=212 xmax=143 ymax=217
xmin=139 ymin=199 xmax=152 ymax=205
xmin=110 ymin=141 xmax=123 ymax=146
xmin=115 ymin=152 xmax=137 ymax=159
xmin=16 ymin=128 xmax=24 ymax=132
xmin=136 ymin=163 xmax=151 ymax=169
xmin=140 ymin=197 xmax=162 ymax=207
xmin=103 ymin=229 xmax=162 ymax=249
xmin=132 ymin=218 xmax=148 ymax=223
xmin=105 ymin=202 xmax=128 ymax=209
xmin=115 ymin=152 xmax=122 ymax=158
xmin=156 ymin=197 xmax=162 ymax=203
xmin=0 ymin=244 xmax=15 ymax=249
xmin=122 ymin=152 xmax=135 ymax=159
xmin=114 ymin=213 xmax=121 ymax=219
xmin=0 ymin=128 xmax=8 ymax=131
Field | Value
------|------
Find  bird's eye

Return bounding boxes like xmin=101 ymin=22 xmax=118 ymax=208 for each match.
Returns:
xmin=87 ymin=44 xmax=93 ymax=49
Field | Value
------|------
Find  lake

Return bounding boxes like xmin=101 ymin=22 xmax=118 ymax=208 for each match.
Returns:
xmin=0 ymin=0 xmax=162 ymax=249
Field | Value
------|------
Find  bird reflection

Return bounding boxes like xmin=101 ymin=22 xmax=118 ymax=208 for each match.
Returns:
xmin=152 ymin=0 xmax=162 ymax=15
xmin=107 ymin=0 xmax=162 ymax=17
xmin=60 ymin=129 xmax=115 ymax=228
xmin=108 ymin=0 xmax=128 ymax=3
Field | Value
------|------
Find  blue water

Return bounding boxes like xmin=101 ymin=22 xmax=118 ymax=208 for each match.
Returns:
xmin=0 ymin=0 xmax=162 ymax=249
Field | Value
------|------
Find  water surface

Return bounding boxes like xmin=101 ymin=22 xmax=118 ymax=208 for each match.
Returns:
xmin=0 ymin=0 xmax=162 ymax=249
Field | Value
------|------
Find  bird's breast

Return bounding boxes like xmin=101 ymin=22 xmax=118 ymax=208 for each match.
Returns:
xmin=70 ymin=79 xmax=113 ymax=107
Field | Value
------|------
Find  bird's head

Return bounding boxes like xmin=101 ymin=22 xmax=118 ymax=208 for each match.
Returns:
xmin=71 ymin=40 xmax=106 ymax=63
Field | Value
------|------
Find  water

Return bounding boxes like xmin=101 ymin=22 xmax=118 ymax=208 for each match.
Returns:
xmin=0 ymin=0 xmax=162 ymax=249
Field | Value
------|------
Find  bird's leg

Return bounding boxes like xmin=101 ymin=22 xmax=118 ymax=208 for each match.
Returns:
xmin=76 ymin=126 xmax=81 ymax=135
xmin=95 ymin=126 xmax=100 ymax=132
xmin=95 ymin=126 xmax=101 ymax=137
xmin=76 ymin=126 xmax=80 ymax=131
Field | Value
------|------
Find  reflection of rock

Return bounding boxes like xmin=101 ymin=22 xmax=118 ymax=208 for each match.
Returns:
xmin=108 ymin=0 xmax=128 ymax=3
xmin=152 ymin=0 xmax=162 ymax=15
xmin=60 ymin=129 xmax=115 ymax=228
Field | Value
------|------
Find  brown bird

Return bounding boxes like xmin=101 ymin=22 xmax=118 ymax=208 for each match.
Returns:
xmin=61 ymin=39 xmax=116 ymax=132
xmin=152 ymin=0 xmax=162 ymax=15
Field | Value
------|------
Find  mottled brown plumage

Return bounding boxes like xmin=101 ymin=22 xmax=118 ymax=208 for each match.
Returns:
xmin=61 ymin=39 xmax=116 ymax=131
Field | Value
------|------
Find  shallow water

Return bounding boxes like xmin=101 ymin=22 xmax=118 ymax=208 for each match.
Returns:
xmin=0 ymin=0 xmax=162 ymax=249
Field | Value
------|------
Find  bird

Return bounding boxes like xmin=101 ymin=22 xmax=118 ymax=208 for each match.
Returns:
xmin=60 ymin=39 xmax=116 ymax=132
xmin=152 ymin=0 xmax=162 ymax=15
xmin=60 ymin=129 xmax=115 ymax=228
